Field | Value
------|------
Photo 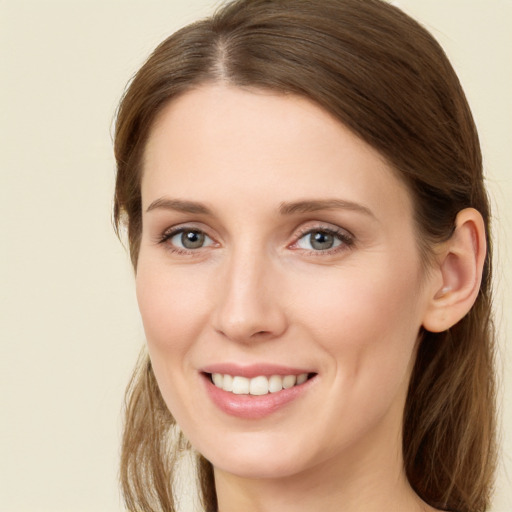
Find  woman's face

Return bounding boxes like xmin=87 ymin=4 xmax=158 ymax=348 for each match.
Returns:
xmin=137 ymin=84 xmax=436 ymax=479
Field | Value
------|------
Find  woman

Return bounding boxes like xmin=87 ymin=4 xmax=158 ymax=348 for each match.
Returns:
xmin=113 ymin=0 xmax=497 ymax=511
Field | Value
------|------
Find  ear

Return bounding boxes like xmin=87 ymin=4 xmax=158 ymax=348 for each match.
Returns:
xmin=422 ymin=208 xmax=487 ymax=333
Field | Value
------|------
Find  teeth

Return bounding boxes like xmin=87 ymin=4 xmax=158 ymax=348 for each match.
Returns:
xmin=282 ymin=375 xmax=297 ymax=389
xmin=212 ymin=373 xmax=223 ymax=388
xmin=296 ymin=373 xmax=308 ymax=385
xmin=211 ymin=372 xmax=309 ymax=395
xmin=268 ymin=375 xmax=283 ymax=393
xmin=222 ymin=374 xmax=233 ymax=392
xmin=249 ymin=376 xmax=269 ymax=396
xmin=232 ymin=376 xmax=250 ymax=394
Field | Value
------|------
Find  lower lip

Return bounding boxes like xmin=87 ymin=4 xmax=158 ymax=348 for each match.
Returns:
xmin=202 ymin=374 xmax=316 ymax=419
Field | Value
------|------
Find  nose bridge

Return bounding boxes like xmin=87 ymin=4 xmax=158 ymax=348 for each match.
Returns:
xmin=213 ymin=240 xmax=286 ymax=342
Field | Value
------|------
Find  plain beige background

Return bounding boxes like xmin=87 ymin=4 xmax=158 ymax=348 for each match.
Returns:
xmin=1 ymin=1 xmax=510 ymax=511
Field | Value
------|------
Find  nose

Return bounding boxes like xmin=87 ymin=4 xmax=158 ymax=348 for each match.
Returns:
xmin=212 ymin=247 xmax=288 ymax=343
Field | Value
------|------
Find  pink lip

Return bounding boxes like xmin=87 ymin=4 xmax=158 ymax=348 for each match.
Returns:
xmin=200 ymin=363 xmax=312 ymax=379
xmin=200 ymin=370 xmax=317 ymax=420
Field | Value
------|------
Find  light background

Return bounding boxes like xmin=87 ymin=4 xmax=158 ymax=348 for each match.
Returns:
xmin=1 ymin=1 xmax=510 ymax=511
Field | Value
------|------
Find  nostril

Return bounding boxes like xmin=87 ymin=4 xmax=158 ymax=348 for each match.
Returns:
xmin=252 ymin=330 xmax=271 ymax=338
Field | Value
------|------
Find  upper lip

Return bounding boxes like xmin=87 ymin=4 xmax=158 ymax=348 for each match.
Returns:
xmin=200 ymin=363 xmax=314 ymax=379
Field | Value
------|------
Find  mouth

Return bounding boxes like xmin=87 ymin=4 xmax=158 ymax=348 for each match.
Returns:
xmin=200 ymin=363 xmax=318 ymax=418
xmin=206 ymin=372 xmax=316 ymax=396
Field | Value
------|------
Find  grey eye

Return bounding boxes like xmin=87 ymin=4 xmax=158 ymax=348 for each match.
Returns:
xmin=171 ymin=229 xmax=212 ymax=249
xmin=297 ymin=230 xmax=342 ymax=251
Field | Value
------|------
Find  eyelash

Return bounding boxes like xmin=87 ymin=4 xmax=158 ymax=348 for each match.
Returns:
xmin=157 ymin=226 xmax=216 ymax=256
xmin=291 ymin=225 xmax=355 ymax=255
xmin=156 ymin=224 xmax=355 ymax=256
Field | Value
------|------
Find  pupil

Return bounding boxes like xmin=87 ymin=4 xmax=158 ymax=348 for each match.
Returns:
xmin=182 ymin=230 xmax=204 ymax=249
xmin=311 ymin=231 xmax=334 ymax=250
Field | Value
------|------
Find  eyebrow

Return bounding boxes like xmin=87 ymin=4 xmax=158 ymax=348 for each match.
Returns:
xmin=145 ymin=197 xmax=374 ymax=218
xmin=145 ymin=198 xmax=212 ymax=215
xmin=279 ymin=199 xmax=374 ymax=217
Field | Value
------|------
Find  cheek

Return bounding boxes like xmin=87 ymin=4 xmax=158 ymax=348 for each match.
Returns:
xmin=135 ymin=259 xmax=210 ymax=351
xmin=294 ymin=255 xmax=424 ymax=376
xmin=288 ymin=257 xmax=424 ymax=449
xmin=135 ymin=257 xmax=212 ymax=407
xmin=135 ymin=259 xmax=212 ymax=419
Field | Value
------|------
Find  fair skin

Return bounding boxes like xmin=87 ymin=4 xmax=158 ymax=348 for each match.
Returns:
xmin=136 ymin=84 xmax=485 ymax=512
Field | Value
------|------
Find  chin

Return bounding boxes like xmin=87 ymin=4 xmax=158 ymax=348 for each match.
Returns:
xmin=197 ymin=434 xmax=318 ymax=480
xmin=213 ymin=456 xmax=305 ymax=480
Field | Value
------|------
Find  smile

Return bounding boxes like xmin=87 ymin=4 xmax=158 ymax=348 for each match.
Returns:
xmin=202 ymin=367 xmax=317 ymax=419
xmin=210 ymin=373 xmax=309 ymax=395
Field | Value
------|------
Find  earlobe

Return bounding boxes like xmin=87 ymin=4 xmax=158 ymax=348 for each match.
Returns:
xmin=422 ymin=208 xmax=486 ymax=333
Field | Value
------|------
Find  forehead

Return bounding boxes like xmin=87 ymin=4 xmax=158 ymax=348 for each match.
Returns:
xmin=141 ymin=84 xmax=412 ymax=220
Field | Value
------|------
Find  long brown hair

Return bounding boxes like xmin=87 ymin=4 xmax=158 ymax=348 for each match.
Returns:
xmin=113 ymin=1 xmax=497 ymax=511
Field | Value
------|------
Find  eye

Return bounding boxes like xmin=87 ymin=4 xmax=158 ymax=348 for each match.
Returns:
xmin=295 ymin=228 xmax=352 ymax=252
xmin=164 ymin=228 xmax=214 ymax=251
